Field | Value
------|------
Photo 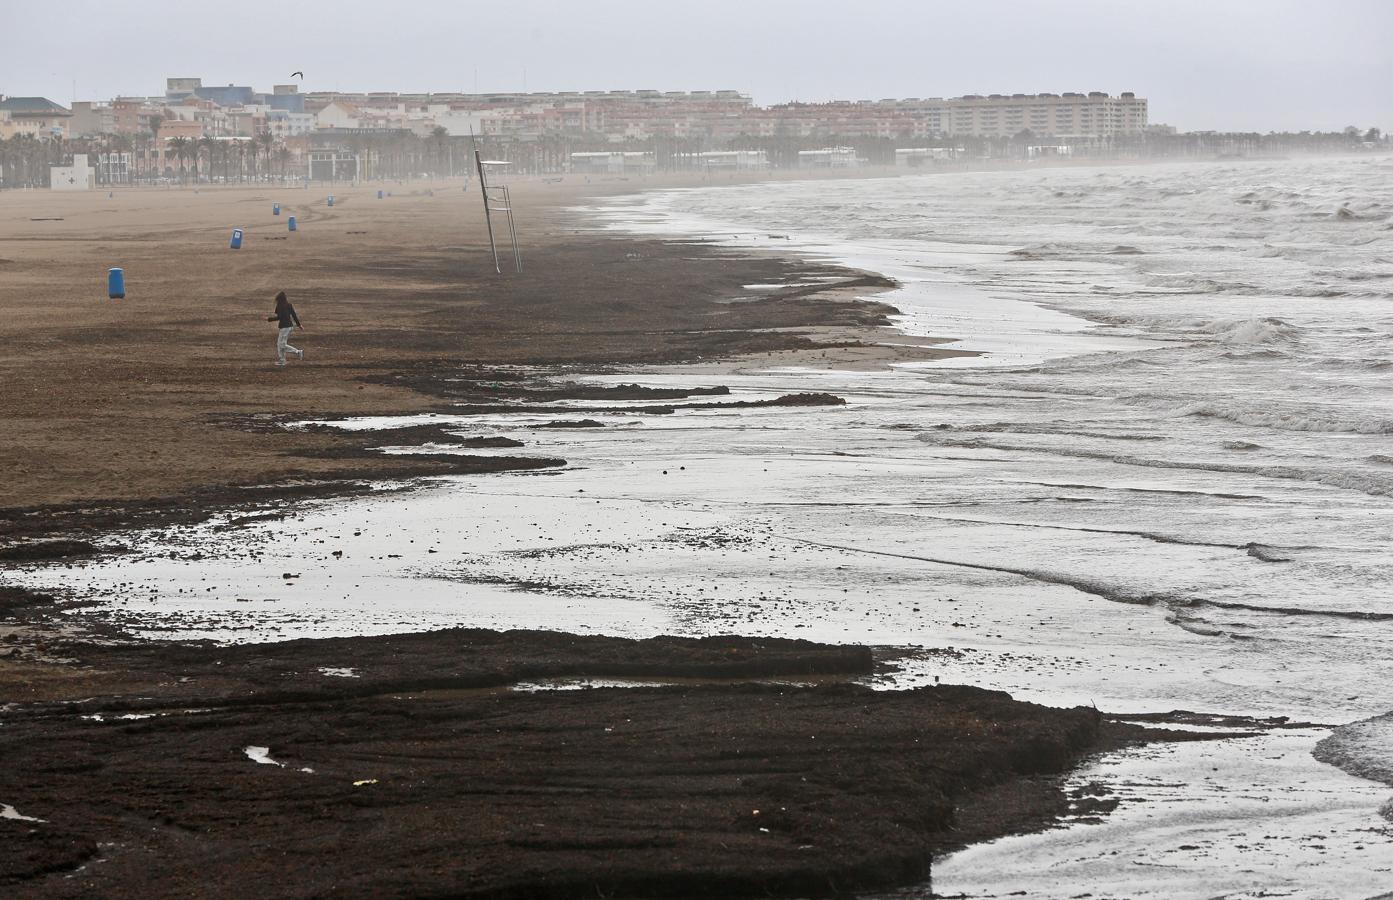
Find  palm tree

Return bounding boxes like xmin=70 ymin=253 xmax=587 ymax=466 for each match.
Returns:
xmin=430 ymin=125 xmax=449 ymax=176
xmin=197 ymin=136 xmax=215 ymax=184
xmin=168 ymin=136 xmax=190 ymax=184
xmin=255 ymin=131 xmax=275 ymax=181
xmin=230 ymin=139 xmax=245 ymax=183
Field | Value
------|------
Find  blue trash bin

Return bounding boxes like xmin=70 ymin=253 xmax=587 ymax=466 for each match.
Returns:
xmin=327 ymin=195 xmax=335 ymax=207
xmin=108 ymin=267 xmax=125 ymax=299
xmin=273 ymin=203 xmax=281 ymax=216
xmin=288 ymin=216 xmax=297 ymax=232
xmin=377 ymin=189 xmax=384 ymax=199
xmin=230 ymin=228 xmax=243 ymax=250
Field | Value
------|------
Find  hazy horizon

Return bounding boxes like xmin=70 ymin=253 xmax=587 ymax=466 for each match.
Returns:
xmin=5 ymin=0 xmax=1390 ymax=133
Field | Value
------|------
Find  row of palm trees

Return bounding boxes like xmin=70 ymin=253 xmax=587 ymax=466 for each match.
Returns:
xmin=0 ymin=133 xmax=69 ymax=187
xmin=0 ymin=129 xmax=296 ymax=187
xmin=160 ymin=131 xmax=291 ymax=184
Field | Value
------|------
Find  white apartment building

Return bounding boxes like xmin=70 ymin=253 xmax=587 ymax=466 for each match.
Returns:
xmin=263 ymin=109 xmax=315 ymax=138
xmin=887 ymin=92 xmax=1147 ymax=138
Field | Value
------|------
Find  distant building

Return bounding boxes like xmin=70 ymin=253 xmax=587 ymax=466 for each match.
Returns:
xmin=269 ymin=85 xmax=306 ymax=114
xmin=69 ymin=101 xmax=116 ymax=137
xmin=888 ymin=92 xmax=1147 ymax=138
xmin=195 ymin=83 xmax=256 ymax=107
xmin=264 ymin=109 xmax=315 ymax=138
xmin=0 ymin=96 xmax=72 ymax=138
xmin=771 ymin=91 xmax=1147 ymax=141
xmin=96 ymin=152 xmax=133 ymax=183
xmin=165 ymin=77 xmax=202 ymax=100
xmin=307 ymin=149 xmax=358 ymax=181
xmin=315 ymin=100 xmax=362 ymax=130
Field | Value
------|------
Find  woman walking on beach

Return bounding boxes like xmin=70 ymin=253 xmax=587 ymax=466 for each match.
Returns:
xmin=267 ymin=291 xmax=304 ymax=366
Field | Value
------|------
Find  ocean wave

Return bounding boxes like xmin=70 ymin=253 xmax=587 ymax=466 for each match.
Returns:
xmin=944 ymin=422 xmax=1165 ymax=441
xmin=1316 ymin=357 xmax=1393 ymax=372
xmin=917 ymin=432 xmax=1393 ymax=496
xmin=1174 ymin=401 xmax=1393 ymax=435
xmin=1209 ymin=317 xmax=1301 ymax=344
xmin=1081 ymin=313 xmax=1301 ymax=347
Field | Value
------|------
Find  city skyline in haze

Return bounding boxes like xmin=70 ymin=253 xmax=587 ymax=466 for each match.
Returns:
xmin=5 ymin=0 xmax=1390 ymax=133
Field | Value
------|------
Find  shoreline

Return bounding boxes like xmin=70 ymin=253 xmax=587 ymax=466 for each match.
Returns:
xmin=3 ymin=173 xmax=1170 ymax=895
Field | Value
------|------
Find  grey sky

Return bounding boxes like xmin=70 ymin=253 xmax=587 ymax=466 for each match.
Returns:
xmin=6 ymin=0 xmax=1390 ymax=132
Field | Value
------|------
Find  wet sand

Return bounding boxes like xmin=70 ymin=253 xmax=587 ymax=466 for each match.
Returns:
xmin=0 ymin=623 xmax=1194 ymax=899
xmin=2 ymin=177 xmax=1172 ymax=895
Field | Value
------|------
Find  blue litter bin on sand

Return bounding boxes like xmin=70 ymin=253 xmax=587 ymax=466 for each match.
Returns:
xmin=108 ymin=268 xmax=125 ymax=299
xmin=377 ymin=189 xmax=384 ymax=199
xmin=273 ymin=203 xmax=281 ymax=216
xmin=327 ymin=195 xmax=335 ymax=207
xmin=288 ymin=216 xmax=297 ymax=232
xmin=230 ymin=228 xmax=244 ymax=250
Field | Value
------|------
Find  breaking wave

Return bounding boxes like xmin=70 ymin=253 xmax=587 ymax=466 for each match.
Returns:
xmin=1173 ymin=401 xmax=1393 ymax=435
xmin=916 ymin=432 xmax=1393 ymax=496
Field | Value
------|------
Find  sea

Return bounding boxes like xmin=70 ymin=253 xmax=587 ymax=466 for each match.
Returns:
xmin=10 ymin=156 xmax=1393 ymax=897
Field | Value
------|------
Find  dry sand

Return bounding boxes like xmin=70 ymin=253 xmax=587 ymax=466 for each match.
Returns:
xmin=0 ymin=175 xmax=948 ymax=514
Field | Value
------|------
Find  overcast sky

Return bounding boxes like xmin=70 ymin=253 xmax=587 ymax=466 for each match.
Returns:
xmin=5 ymin=0 xmax=1390 ymax=132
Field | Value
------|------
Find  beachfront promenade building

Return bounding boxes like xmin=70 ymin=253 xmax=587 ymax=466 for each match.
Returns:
xmin=11 ymin=81 xmax=1149 ymax=150
xmin=2 ymin=80 xmax=1158 ymax=185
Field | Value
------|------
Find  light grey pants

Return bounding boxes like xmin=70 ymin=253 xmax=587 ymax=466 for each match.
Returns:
xmin=277 ymin=326 xmax=300 ymax=363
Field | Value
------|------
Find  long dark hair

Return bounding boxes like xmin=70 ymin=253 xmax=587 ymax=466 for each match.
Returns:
xmin=274 ymin=291 xmax=288 ymax=310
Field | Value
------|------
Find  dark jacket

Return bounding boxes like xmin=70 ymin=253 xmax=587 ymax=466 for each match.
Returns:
xmin=268 ymin=300 xmax=301 ymax=329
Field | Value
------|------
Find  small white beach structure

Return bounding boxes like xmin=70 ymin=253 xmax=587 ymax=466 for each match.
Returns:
xmin=676 ymin=150 xmax=770 ymax=171
xmin=894 ymin=147 xmax=957 ymax=167
xmin=50 ymin=154 xmax=96 ymax=191
xmin=798 ymin=147 xmax=860 ymax=169
xmin=569 ymin=151 xmax=655 ymax=175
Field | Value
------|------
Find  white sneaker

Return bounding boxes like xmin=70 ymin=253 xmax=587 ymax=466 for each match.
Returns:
xmin=296 ymin=348 xmax=305 ymax=359
xmin=276 ymin=360 xmax=286 ymax=367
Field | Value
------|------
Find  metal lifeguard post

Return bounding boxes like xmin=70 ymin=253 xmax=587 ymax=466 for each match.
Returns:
xmin=471 ymin=136 xmax=520 ymax=274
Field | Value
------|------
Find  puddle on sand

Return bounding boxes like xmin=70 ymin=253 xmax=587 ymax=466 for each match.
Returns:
xmin=244 ymin=746 xmax=282 ymax=767
xmin=243 ymin=746 xmax=312 ymax=773
xmin=1 ymin=804 xmax=45 ymax=823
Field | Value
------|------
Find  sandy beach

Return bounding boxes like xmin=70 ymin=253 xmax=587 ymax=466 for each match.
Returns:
xmin=0 ymin=175 xmax=1158 ymax=896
